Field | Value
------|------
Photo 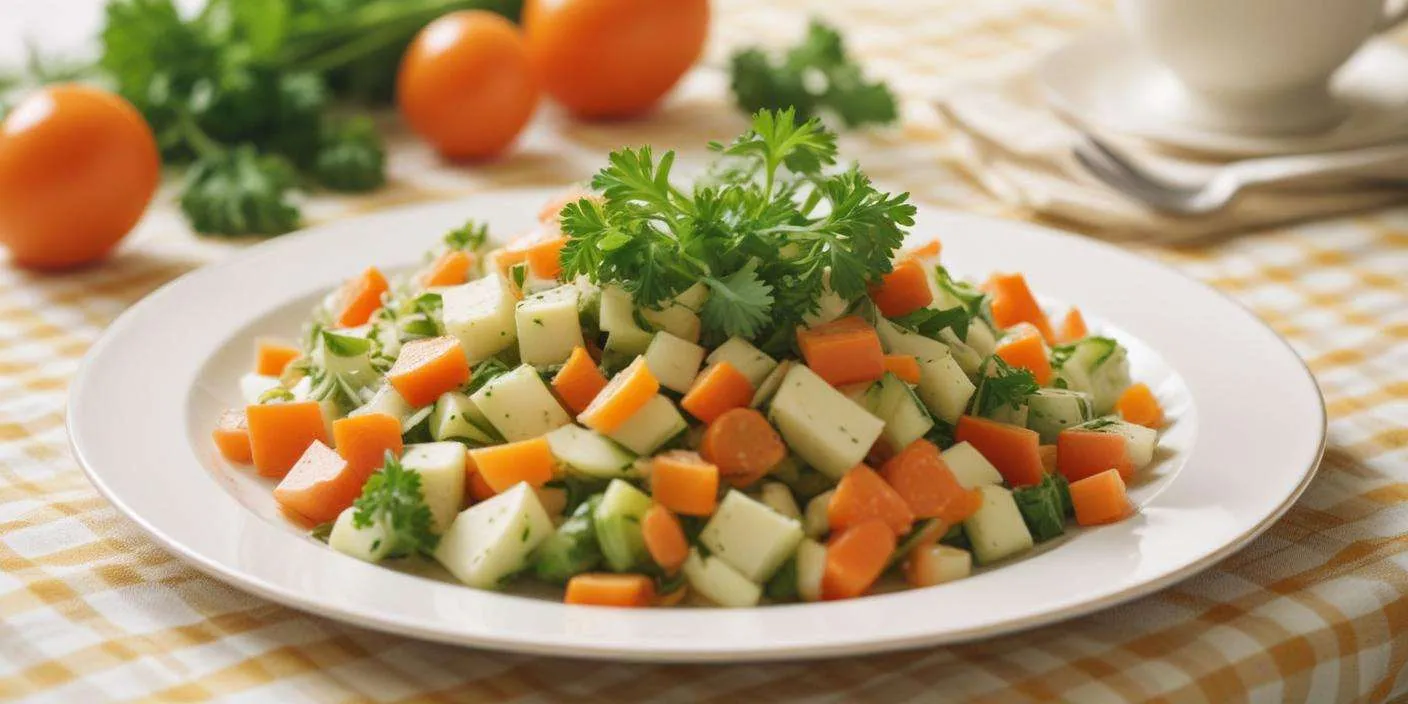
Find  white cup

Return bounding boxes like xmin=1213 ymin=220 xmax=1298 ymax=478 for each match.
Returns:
xmin=1118 ymin=0 xmax=1408 ymax=135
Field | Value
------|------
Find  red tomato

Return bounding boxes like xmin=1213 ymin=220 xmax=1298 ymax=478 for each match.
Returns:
xmin=0 ymin=84 xmax=159 ymax=270
xmin=523 ymin=0 xmax=709 ymax=119
xmin=397 ymin=10 xmax=541 ymax=160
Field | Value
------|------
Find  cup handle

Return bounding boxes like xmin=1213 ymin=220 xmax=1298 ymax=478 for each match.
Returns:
xmin=1380 ymin=0 xmax=1408 ymax=31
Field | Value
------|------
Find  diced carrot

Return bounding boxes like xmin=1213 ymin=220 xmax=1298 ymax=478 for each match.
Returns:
xmin=564 ymin=573 xmax=656 ymax=607
xmin=869 ymin=259 xmax=933 ymax=318
xmin=255 ymin=340 xmax=300 ymax=377
xmin=1056 ymin=429 xmax=1133 ymax=482
xmin=246 ymin=401 xmax=329 ymax=478
xmin=211 ymin=409 xmax=253 ymax=464
xmin=332 ymin=413 xmax=403 ymax=480
xmin=500 ymin=224 xmax=566 ymax=280
xmin=821 ymin=519 xmax=896 ymax=600
xmin=984 ymin=273 xmax=1055 ymax=342
xmin=641 ymin=504 xmax=689 ymax=573
xmin=1038 ymin=444 xmax=1057 ymax=473
xmin=387 ymin=335 xmax=471 ymax=407
xmin=699 ymin=408 xmax=787 ymax=488
xmin=796 ymin=316 xmax=885 ymax=387
xmin=524 ymin=235 xmax=567 ymax=280
xmin=578 ymin=357 xmax=659 ymax=434
xmin=421 ymin=250 xmax=475 ymax=287
xmin=465 ymin=448 xmax=497 ymax=502
xmin=1116 ymin=383 xmax=1164 ymax=428
xmin=1057 ymin=307 xmax=1088 ymax=343
xmin=336 ymin=267 xmax=389 ymax=327
xmin=468 ymin=437 xmax=557 ymax=493
xmin=272 ymin=440 xmax=362 ymax=524
xmin=552 ymin=346 xmax=609 ymax=414
xmin=906 ymin=239 xmax=942 ymax=261
xmin=1069 ymin=468 xmax=1134 ymax=526
xmin=954 ymin=416 xmax=1044 ymax=487
xmin=537 ymin=187 xmax=596 ymax=223
xmin=879 ymin=440 xmax=981 ymax=524
xmin=828 ymin=465 xmax=915 ymax=537
xmin=651 ymin=450 xmax=720 ymax=516
xmin=994 ymin=329 xmax=1053 ymax=386
xmin=882 ymin=354 xmax=922 ymax=385
xmin=681 ymin=361 xmax=754 ymax=424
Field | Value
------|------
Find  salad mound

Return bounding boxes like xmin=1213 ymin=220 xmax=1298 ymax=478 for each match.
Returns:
xmin=214 ymin=110 xmax=1165 ymax=608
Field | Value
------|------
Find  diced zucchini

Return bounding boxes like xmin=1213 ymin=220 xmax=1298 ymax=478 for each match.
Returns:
xmin=759 ymin=482 xmax=802 ymax=520
xmin=1053 ymin=337 xmax=1131 ymax=415
xmin=941 ymin=441 xmax=1004 ymax=489
xmin=963 ymin=485 xmax=1034 ymax=565
xmin=598 ymin=286 xmax=653 ymax=355
xmin=673 ymin=282 xmax=710 ymax=312
xmin=768 ymin=365 xmax=885 ymax=478
xmin=1026 ymin=388 xmax=1094 ymax=443
xmin=803 ymin=489 xmax=834 ymax=538
xmin=683 ymin=548 xmax=761 ymax=607
xmin=964 ymin=318 xmax=998 ymax=358
xmin=986 ymin=400 xmax=1029 ymax=427
xmin=641 ymin=303 xmax=701 ymax=343
xmin=442 ymin=275 xmax=518 ymax=364
xmin=876 ymin=318 xmax=975 ymax=423
xmin=434 ymin=483 xmax=553 ymax=589
xmin=544 ymin=424 xmax=638 ymax=479
xmin=532 ymin=495 xmax=602 ymax=583
xmin=470 ymin=364 xmax=571 ymax=442
xmin=593 ymin=479 xmax=654 ymax=572
xmin=400 ymin=442 xmax=467 ymax=533
xmin=642 ymin=331 xmax=706 ymax=393
xmin=801 ymin=284 xmax=848 ymax=327
xmin=327 ymin=507 xmax=393 ymax=563
xmin=938 ymin=328 xmax=984 ymax=377
xmin=750 ymin=359 xmax=793 ymax=409
xmin=352 ymin=383 xmax=414 ymax=423
xmin=700 ymin=491 xmax=805 ymax=583
xmin=1077 ymin=417 xmax=1158 ymax=469
xmin=905 ymin=544 xmax=972 ymax=587
xmin=1012 ymin=473 xmax=1066 ymax=543
xmin=515 ymin=285 xmax=584 ymax=366
xmin=240 ymin=373 xmax=281 ymax=404
xmin=794 ymin=538 xmax=826 ymax=602
xmin=429 ymin=391 xmax=497 ymax=445
xmin=866 ymin=372 xmax=935 ymax=453
xmin=705 ymin=337 xmax=778 ymax=386
xmin=604 ymin=394 xmax=687 ymax=455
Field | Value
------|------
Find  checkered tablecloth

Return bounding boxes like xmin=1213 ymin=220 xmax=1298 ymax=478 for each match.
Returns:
xmin=2 ymin=0 xmax=1406 ymax=701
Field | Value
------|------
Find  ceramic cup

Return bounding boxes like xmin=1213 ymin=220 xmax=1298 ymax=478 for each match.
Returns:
xmin=1118 ymin=0 xmax=1408 ymax=135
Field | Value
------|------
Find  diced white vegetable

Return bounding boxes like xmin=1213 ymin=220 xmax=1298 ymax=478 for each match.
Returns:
xmin=1081 ymin=417 xmax=1158 ymax=469
xmin=470 ymin=364 xmax=571 ymax=441
xmin=429 ymin=391 xmax=497 ymax=445
xmin=515 ymin=285 xmax=584 ymax=366
xmin=877 ymin=318 xmax=976 ymax=423
xmin=706 ymin=337 xmax=778 ymax=386
xmin=700 ymin=491 xmax=804 ymax=583
xmin=750 ymin=359 xmax=793 ymax=409
xmin=605 ymin=394 xmax=687 ymax=455
xmin=599 ymin=285 xmax=653 ymax=355
xmin=801 ymin=283 xmax=848 ymax=326
xmin=941 ymin=441 xmax=1004 ymax=489
xmin=545 ymin=424 xmax=638 ymax=479
xmin=352 ymin=383 xmax=414 ymax=422
xmin=641 ymin=303 xmax=701 ymax=343
xmin=938 ymin=328 xmax=984 ymax=377
xmin=328 ymin=507 xmax=393 ymax=563
xmin=1054 ymin=337 xmax=1132 ymax=415
xmin=434 ymin=483 xmax=553 ymax=589
xmin=673 ymin=282 xmax=709 ymax=311
xmin=768 ymin=365 xmax=885 ymax=478
xmin=963 ymin=485 xmax=1034 ymax=565
xmin=964 ymin=318 xmax=998 ymax=358
xmin=400 ymin=442 xmax=467 ymax=533
xmin=314 ymin=330 xmax=378 ymax=385
xmin=442 ymin=275 xmax=518 ymax=363
xmin=905 ymin=544 xmax=972 ymax=587
xmin=683 ymin=548 xmax=762 ymax=608
xmin=794 ymin=538 xmax=826 ymax=602
xmin=759 ymin=482 xmax=802 ymax=520
xmin=804 ymin=490 xmax=834 ymax=538
xmin=866 ymin=372 xmax=935 ymax=453
xmin=642 ymin=332 xmax=706 ymax=393
xmin=1026 ymin=388 xmax=1094 ymax=443
xmin=240 ymin=373 xmax=281 ymax=404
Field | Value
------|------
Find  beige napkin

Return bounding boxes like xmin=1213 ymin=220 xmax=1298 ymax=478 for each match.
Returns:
xmin=932 ymin=71 xmax=1408 ymax=244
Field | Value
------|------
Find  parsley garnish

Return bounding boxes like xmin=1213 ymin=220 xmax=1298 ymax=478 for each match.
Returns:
xmin=933 ymin=266 xmax=987 ymax=319
xmin=971 ymin=356 xmax=1040 ymax=417
xmin=890 ymin=306 xmax=970 ymax=342
xmin=466 ymin=358 xmax=511 ymax=395
xmin=444 ymin=220 xmax=489 ymax=252
xmin=352 ymin=452 xmax=437 ymax=557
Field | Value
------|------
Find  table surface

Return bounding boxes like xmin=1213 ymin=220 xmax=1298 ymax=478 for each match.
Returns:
xmin=2 ymin=1 xmax=1406 ymax=702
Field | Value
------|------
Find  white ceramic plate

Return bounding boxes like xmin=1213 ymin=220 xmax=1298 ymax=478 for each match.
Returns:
xmin=69 ymin=188 xmax=1324 ymax=662
xmin=1038 ymin=27 xmax=1408 ymax=157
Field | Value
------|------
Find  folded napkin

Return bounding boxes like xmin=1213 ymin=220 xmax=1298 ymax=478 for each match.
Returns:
xmin=932 ymin=71 xmax=1408 ymax=243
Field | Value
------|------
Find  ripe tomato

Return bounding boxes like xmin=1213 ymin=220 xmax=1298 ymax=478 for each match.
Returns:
xmin=523 ymin=0 xmax=709 ymax=119
xmin=397 ymin=11 xmax=541 ymax=160
xmin=0 ymin=84 xmax=159 ymax=271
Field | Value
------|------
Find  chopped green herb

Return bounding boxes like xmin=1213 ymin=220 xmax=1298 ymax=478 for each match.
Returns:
xmin=971 ymin=356 xmax=1039 ymax=418
xmin=890 ymin=305 xmax=970 ymax=342
xmin=352 ymin=452 xmax=438 ymax=557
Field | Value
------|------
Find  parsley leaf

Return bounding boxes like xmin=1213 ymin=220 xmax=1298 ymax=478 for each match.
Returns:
xmin=890 ymin=306 xmax=970 ymax=342
xmin=352 ymin=452 xmax=438 ymax=557
xmin=971 ymin=356 xmax=1040 ymax=417
xmin=701 ymin=259 xmax=775 ymax=339
xmin=444 ymin=220 xmax=490 ymax=252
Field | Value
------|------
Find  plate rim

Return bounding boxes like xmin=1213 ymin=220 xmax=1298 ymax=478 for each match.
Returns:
xmin=67 ymin=191 xmax=1326 ymax=662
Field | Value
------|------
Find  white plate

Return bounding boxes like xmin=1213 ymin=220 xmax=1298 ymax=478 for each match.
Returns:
xmin=69 ymin=188 xmax=1324 ymax=662
xmin=1038 ymin=27 xmax=1408 ymax=158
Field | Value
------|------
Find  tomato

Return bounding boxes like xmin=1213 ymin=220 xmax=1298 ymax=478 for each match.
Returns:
xmin=0 ymin=84 xmax=159 ymax=271
xmin=397 ymin=11 xmax=541 ymax=160
xmin=523 ymin=0 xmax=709 ymax=120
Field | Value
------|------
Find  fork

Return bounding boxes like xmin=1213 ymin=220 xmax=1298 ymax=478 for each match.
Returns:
xmin=1073 ymin=135 xmax=1408 ymax=216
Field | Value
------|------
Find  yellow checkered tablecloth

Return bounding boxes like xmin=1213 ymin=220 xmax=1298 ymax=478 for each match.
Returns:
xmin=3 ymin=0 xmax=1406 ymax=701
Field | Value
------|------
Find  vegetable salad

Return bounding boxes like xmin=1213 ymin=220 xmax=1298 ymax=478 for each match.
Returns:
xmin=212 ymin=110 xmax=1166 ymax=608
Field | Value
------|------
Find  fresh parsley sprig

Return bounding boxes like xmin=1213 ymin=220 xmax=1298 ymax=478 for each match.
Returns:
xmin=352 ymin=452 xmax=438 ymax=557
xmin=891 ymin=306 xmax=971 ymax=342
xmin=971 ymin=356 xmax=1040 ymax=417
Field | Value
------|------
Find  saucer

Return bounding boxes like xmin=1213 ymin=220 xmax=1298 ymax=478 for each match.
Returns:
xmin=1038 ymin=27 xmax=1408 ymax=157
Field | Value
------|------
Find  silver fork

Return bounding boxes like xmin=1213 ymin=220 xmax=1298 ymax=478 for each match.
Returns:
xmin=1073 ymin=135 xmax=1408 ymax=216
